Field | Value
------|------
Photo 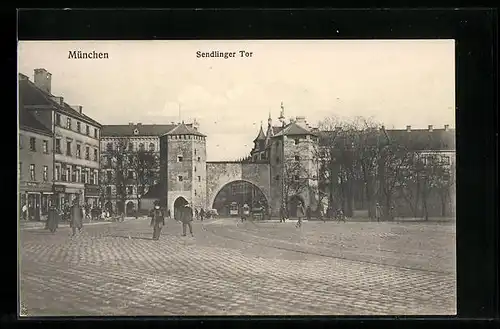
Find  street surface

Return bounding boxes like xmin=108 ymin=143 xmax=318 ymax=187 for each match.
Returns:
xmin=19 ymin=218 xmax=456 ymax=316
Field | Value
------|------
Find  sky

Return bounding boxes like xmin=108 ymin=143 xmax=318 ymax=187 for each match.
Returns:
xmin=18 ymin=40 xmax=455 ymax=161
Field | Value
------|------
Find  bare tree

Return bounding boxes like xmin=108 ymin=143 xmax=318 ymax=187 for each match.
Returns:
xmin=128 ymin=144 xmax=160 ymax=216
xmin=282 ymin=160 xmax=317 ymax=216
xmin=100 ymin=139 xmax=128 ymax=215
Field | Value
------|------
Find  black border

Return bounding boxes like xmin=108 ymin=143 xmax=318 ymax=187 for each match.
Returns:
xmin=6 ymin=8 xmax=499 ymax=328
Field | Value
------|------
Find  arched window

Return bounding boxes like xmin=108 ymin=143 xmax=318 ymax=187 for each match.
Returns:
xmin=106 ymin=142 xmax=113 ymax=151
xmin=149 ymin=143 xmax=155 ymax=152
xmin=139 ymin=143 xmax=145 ymax=151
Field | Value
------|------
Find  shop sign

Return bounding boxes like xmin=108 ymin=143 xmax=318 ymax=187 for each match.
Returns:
xmin=85 ymin=184 xmax=100 ymax=196
xmin=53 ymin=184 xmax=66 ymax=193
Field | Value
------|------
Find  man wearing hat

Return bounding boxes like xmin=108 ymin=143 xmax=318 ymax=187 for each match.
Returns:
xmin=150 ymin=200 xmax=165 ymax=240
xmin=70 ymin=196 xmax=84 ymax=236
xmin=180 ymin=202 xmax=194 ymax=237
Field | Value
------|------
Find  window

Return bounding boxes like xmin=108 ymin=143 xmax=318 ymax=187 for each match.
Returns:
xmin=177 ymin=156 xmax=183 ymax=162
xmin=77 ymin=121 xmax=81 ymax=132
xmin=81 ymin=169 xmax=87 ymax=183
xmin=106 ymin=157 xmax=112 ymax=167
xmin=76 ymin=144 xmax=81 ymax=158
xmin=18 ymin=162 xmax=22 ymax=180
xmin=43 ymin=166 xmax=48 ymax=181
xmin=194 ymin=166 xmax=197 ymax=172
xmin=128 ymin=143 xmax=134 ymax=151
xmin=106 ymin=171 xmax=112 ymax=182
xmin=55 ymin=166 xmax=60 ymax=181
xmin=149 ymin=143 xmax=155 ymax=152
xmin=106 ymin=186 xmax=112 ymax=195
xmin=276 ymin=157 xmax=280 ymax=164
xmin=442 ymin=156 xmax=451 ymax=165
xmin=294 ymin=139 xmax=300 ymax=145
xmin=66 ymin=118 xmax=72 ymax=129
xmin=178 ymin=176 xmax=183 ymax=182
xmin=197 ymin=156 xmax=201 ymax=162
xmin=194 ymin=149 xmax=197 ymax=155
xmin=55 ymin=139 xmax=61 ymax=154
xmin=127 ymin=186 xmax=133 ymax=195
xmin=43 ymin=140 xmax=49 ymax=154
xmin=294 ymin=175 xmax=299 ymax=181
xmin=276 ymin=175 xmax=280 ymax=181
xmin=55 ymin=113 xmax=61 ymax=126
xmin=94 ymin=149 xmax=98 ymax=161
xmin=89 ymin=170 xmax=94 ymax=184
xmin=29 ymin=137 xmax=36 ymax=151
xmin=94 ymin=171 xmax=98 ymax=185
xmin=19 ymin=134 xmax=23 ymax=149
xmin=195 ymin=190 xmax=197 ymax=196
xmin=128 ymin=170 xmax=134 ymax=179
xmin=29 ymin=164 xmax=35 ymax=180
xmin=66 ymin=141 xmax=72 ymax=156
xmin=198 ymin=176 xmax=201 ymax=182
xmin=94 ymin=128 xmax=98 ymax=138
xmin=106 ymin=143 xmax=113 ymax=151
xmin=294 ymin=155 xmax=300 ymax=161
xmin=85 ymin=146 xmax=90 ymax=160
xmin=139 ymin=143 xmax=144 ymax=151
xmin=71 ymin=166 xmax=77 ymax=182
xmin=66 ymin=167 xmax=71 ymax=182
xmin=86 ymin=125 xmax=90 ymax=135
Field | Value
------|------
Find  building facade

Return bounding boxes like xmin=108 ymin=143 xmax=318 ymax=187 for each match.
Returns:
xmin=19 ymin=69 xmax=102 ymax=210
xmin=19 ymin=107 xmax=54 ymax=221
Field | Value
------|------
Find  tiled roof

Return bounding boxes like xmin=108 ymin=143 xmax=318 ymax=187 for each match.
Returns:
xmin=102 ymin=124 xmax=176 ymax=137
xmin=272 ymin=122 xmax=317 ymax=137
xmin=272 ymin=126 xmax=284 ymax=135
xmin=253 ymin=126 xmax=266 ymax=141
xmin=163 ymin=122 xmax=206 ymax=137
xmin=19 ymin=107 xmax=53 ymax=136
xmin=19 ymin=76 xmax=102 ymax=127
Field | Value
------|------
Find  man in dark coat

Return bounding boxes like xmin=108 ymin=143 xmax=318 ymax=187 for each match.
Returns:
xmin=46 ymin=199 xmax=60 ymax=233
xmin=199 ymin=208 xmax=205 ymax=221
xmin=150 ymin=201 xmax=165 ymax=240
xmin=70 ymin=198 xmax=84 ymax=236
xmin=180 ymin=203 xmax=194 ymax=237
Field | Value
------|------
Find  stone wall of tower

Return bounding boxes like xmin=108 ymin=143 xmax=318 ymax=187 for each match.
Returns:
xmin=164 ymin=134 xmax=206 ymax=215
xmin=268 ymin=137 xmax=284 ymax=217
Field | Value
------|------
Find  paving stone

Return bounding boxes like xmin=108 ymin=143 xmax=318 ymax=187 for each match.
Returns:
xmin=19 ymin=218 xmax=456 ymax=316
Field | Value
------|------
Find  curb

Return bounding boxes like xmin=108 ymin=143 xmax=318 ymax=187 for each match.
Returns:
xmin=19 ymin=217 xmax=148 ymax=230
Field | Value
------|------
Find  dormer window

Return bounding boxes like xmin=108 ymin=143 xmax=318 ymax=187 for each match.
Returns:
xmin=133 ymin=128 xmax=139 ymax=135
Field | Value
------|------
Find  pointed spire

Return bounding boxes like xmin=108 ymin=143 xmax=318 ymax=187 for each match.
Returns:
xmin=278 ymin=101 xmax=285 ymax=127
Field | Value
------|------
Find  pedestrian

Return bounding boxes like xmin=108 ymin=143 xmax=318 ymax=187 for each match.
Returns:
xmin=337 ymin=208 xmax=346 ymax=222
xmin=167 ymin=208 xmax=171 ymax=219
xmin=70 ymin=198 xmax=84 ymax=236
xmin=21 ymin=203 xmax=28 ymax=221
xmin=375 ymin=203 xmax=382 ymax=222
xmin=296 ymin=201 xmax=305 ymax=228
xmin=241 ymin=203 xmax=250 ymax=222
xmin=200 ymin=208 xmax=205 ymax=221
xmin=180 ymin=203 xmax=194 ymax=237
xmin=306 ymin=205 xmax=312 ymax=221
xmin=195 ymin=208 xmax=199 ymax=221
xmin=150 ymin=201 xmax=165 ymax=240
xmin=46 ymin=200 xmax=60 ymax=233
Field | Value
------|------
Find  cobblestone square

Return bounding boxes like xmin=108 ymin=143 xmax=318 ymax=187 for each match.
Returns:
xmin=19 ymin=218 xmax=456 ymax=316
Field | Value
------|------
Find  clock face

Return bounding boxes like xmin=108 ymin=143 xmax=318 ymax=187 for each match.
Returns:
xmin=133 ymin=129 xmax=139 ymax=135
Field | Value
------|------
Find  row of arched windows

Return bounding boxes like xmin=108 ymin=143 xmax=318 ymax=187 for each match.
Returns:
xmin=105 ymin=141 xmax=156 ymax=152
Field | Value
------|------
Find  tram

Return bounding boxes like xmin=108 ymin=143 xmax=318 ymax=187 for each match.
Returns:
xmin=229 ymin=202 xmax=239 ymax=216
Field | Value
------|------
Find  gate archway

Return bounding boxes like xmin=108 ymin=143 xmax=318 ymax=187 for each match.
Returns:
xmin=211 ymin=180 xmax=268 ymax=217
xmin=173 ymin=197 xmax=189 ymax=221
xmin=126 ymin=201 xmax=135 ymax=216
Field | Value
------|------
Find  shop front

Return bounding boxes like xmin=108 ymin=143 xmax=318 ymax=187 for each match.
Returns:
xmin=52 ymin=184 xmax=66 ymax=209
xmin=19 ymin=181 xmax=53 ymax=221
xmin=84 ymin=184 xmax=100 ymax=207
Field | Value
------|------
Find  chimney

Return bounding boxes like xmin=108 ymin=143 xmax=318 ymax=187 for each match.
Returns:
xmin=50 ymin=96 xmax=64 ymax=106
xmin=34 ymin=68 xmax=52 ymax=94
xmin=128 ymin=122 xmax=134 ymax=126
xmin=19 ymin=73 xmax=29 ymax=81
xmin=71 ymin=105 xmax=83 ymax=114
xmin=444 ymin=124 xmax=449 ymax=131
xmin=428 ymin=125 xmax=433 ymax=132
xmin=406 ymin=125 xmax=411 ymax=132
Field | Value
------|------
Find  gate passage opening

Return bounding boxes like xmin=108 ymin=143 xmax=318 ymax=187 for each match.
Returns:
xmin=212 ymin=180 xmax=268 ymax=217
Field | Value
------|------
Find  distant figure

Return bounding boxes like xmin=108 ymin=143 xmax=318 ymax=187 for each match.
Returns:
xmin=167 ymin=208 xmax=171 ymax=219
xmin=46 ymin=200 xmax=60 ymax=233
xmin=195 ymin=208 xmax=199 ymax=220
xmin=296 ymin=201 xmax=305 ymax=228
xmin=279 ymin=205 xmax=286 ymax=223
xmin=70 ymin=198 xmax=84 ymax=236
xmin=150 ymin=201 xmax=165 ymax=240
xmin=375 ymin=203 xmax=382 ymax=222
xmin=336 ymin=208 xmax=346 ymax=222
xmin=242 ymin=203 xmax=250 ymax=222
xmin=306 ymin=205 xmax=312 ymax=221
xmin=200 ymin=208 xmax=205 ymax=221
xmin=21 ymin=203 xmax=28 ymax=221
xmin=180 ymin=203 xmax=194 ymax=237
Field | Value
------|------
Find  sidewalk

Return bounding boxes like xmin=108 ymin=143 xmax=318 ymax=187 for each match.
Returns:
xmin=19 ymin=216 xmax=148 ymax=230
